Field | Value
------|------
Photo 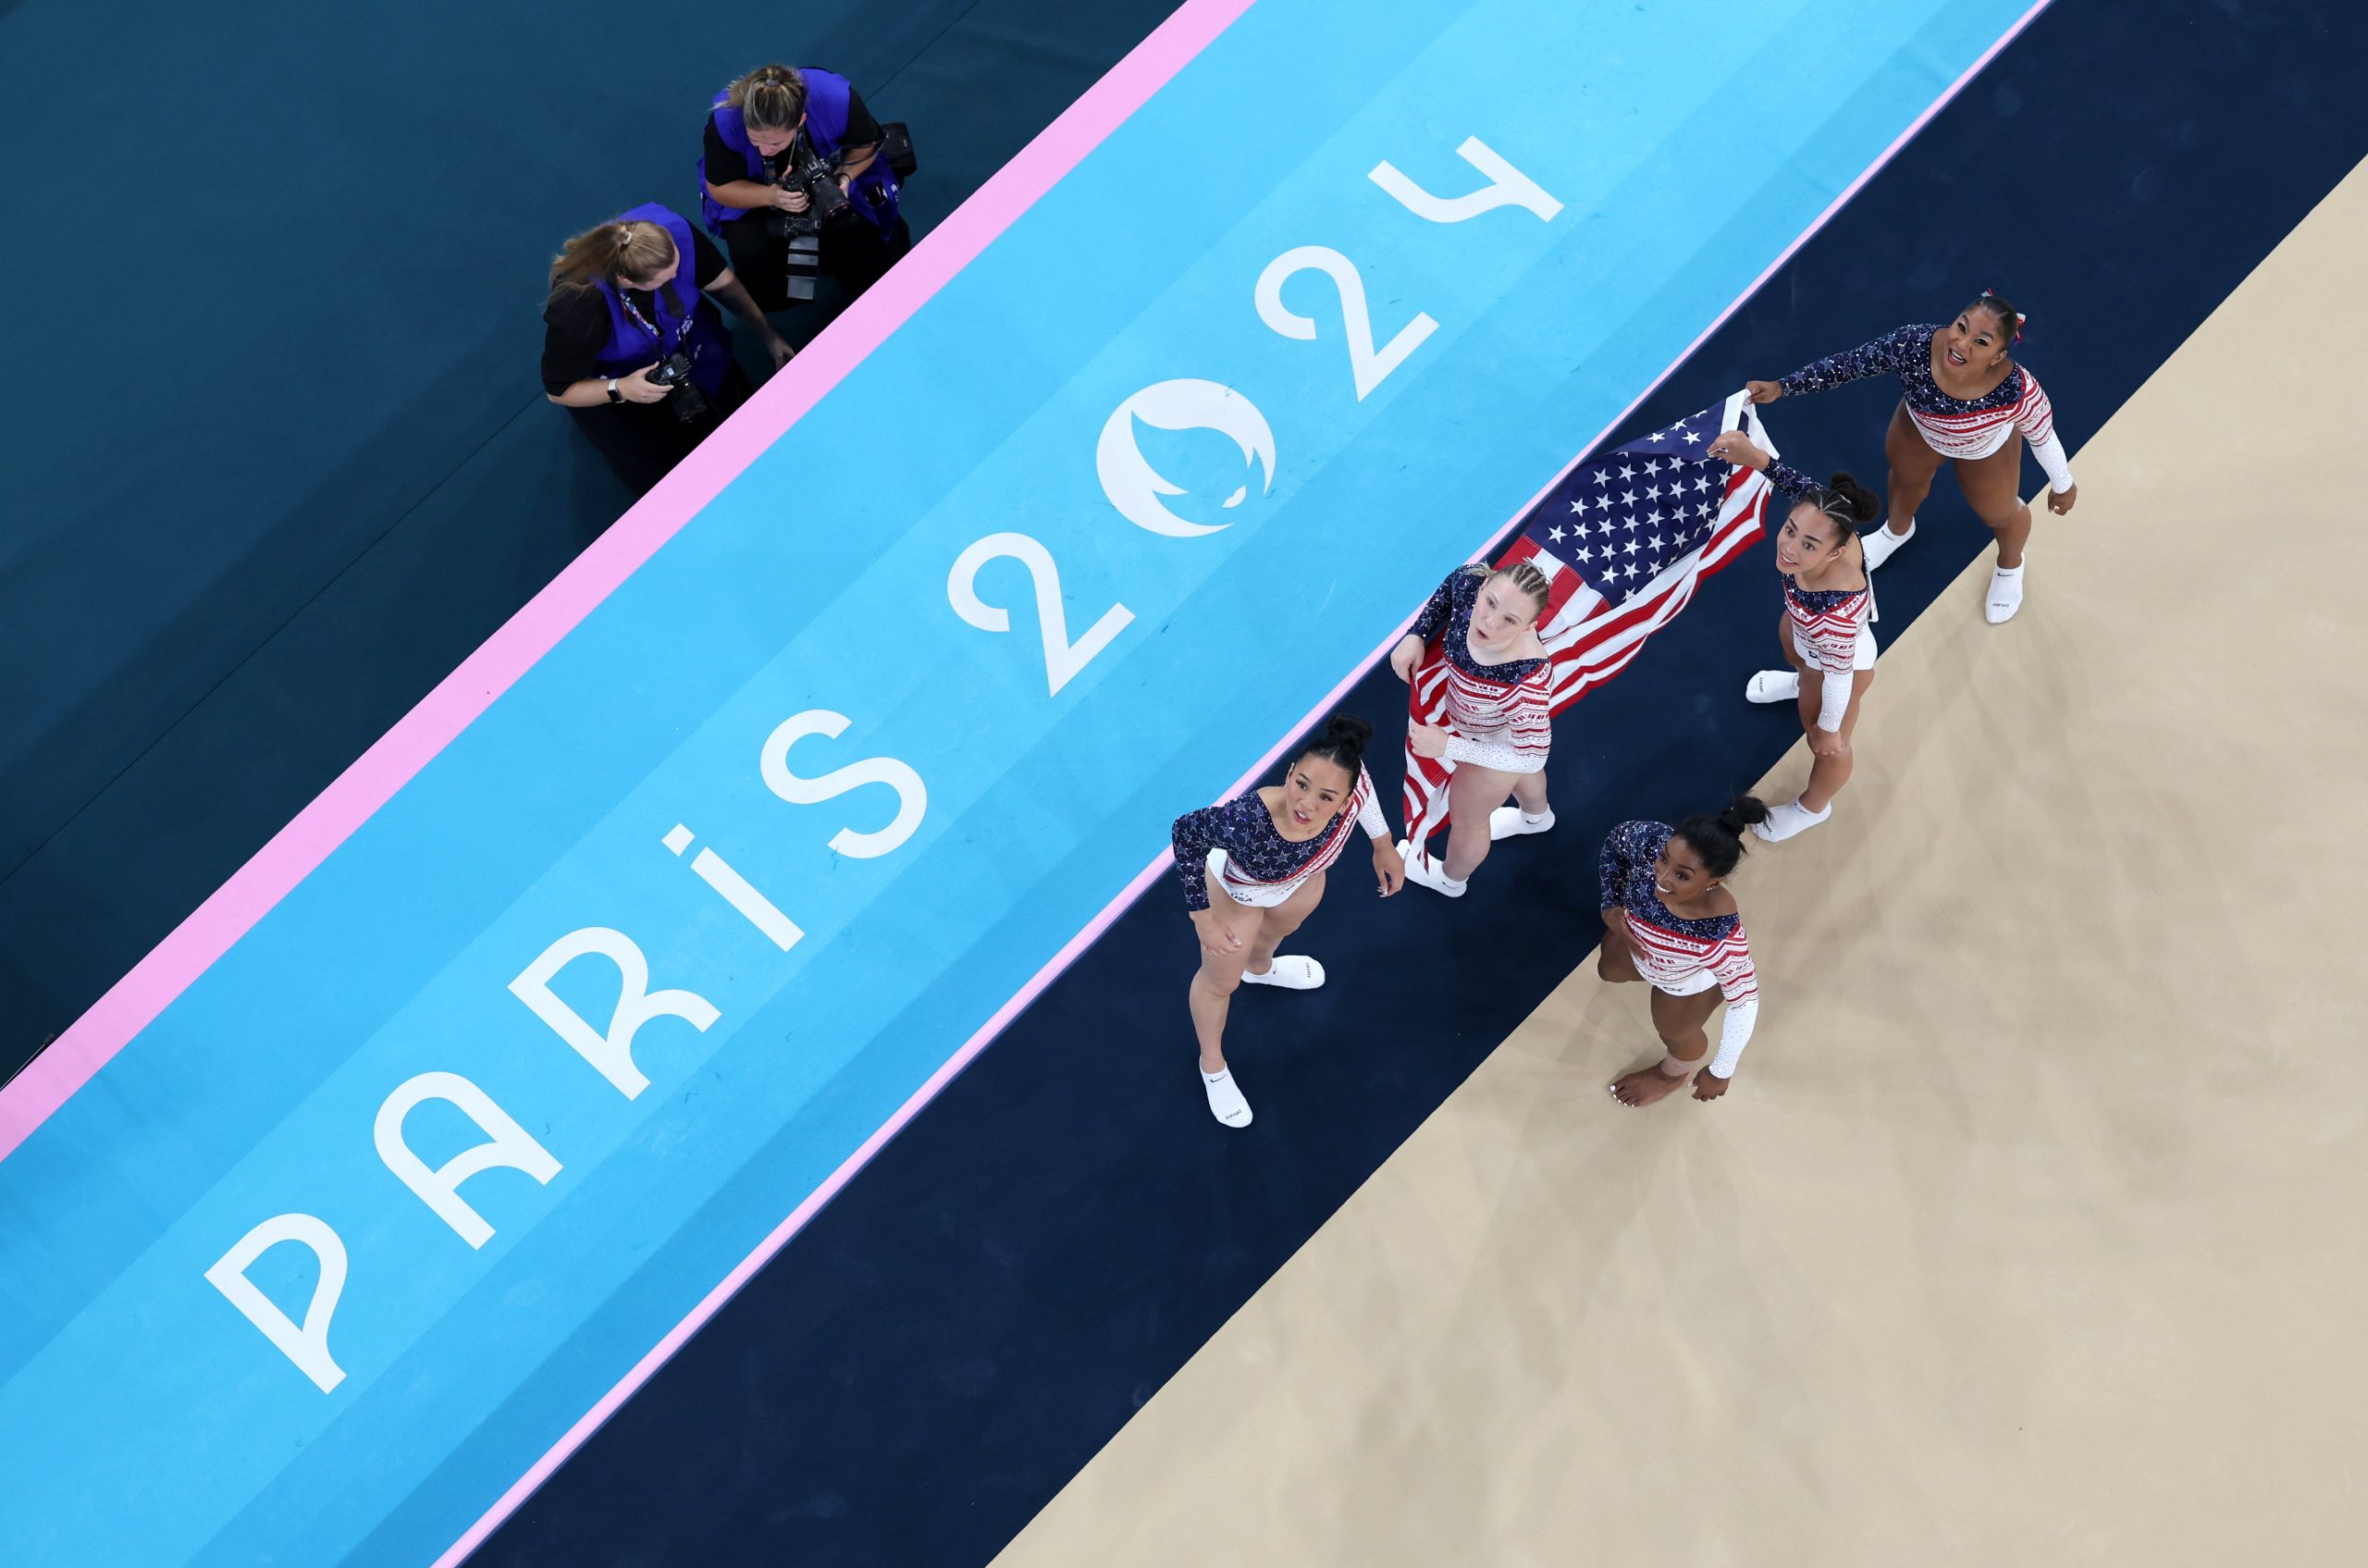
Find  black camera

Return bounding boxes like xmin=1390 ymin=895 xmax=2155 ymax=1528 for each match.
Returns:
xmin=646 ymin=352 xmax=709 ymax=424
xmin=762 ymin=136 xmax=853 ymax=240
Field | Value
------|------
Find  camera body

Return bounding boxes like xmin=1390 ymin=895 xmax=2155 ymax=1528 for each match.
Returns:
xmin=646 ymin=352 xmax=709 ymax=424
xmin=762 ymin=135 xmax=852 ymax=240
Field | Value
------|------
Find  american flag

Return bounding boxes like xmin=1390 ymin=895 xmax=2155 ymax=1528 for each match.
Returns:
xmin=1401 ymin=391 xmax=1778 ymax=846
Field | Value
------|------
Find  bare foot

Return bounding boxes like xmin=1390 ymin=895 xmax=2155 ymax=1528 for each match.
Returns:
xmin=1609 ymin=1061 xmax=1689 ymax=1107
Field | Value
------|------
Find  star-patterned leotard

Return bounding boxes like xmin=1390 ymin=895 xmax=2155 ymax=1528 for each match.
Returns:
xmin=1765 ymin=460 xmax=1875 ymax=732
xmin=1599 ymin=820 xmax=1760 ymax=1077
xmin=1777 ymin=322 xmax=2074 ymax=491
xmin=1409 ymin=565 xmax=1552 ymax=773
xmin=1171 ymin=764 xmax=1390 ymax=911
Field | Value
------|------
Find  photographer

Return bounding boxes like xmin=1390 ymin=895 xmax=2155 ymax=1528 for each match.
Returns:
xmin=698 ymin=63 xmax=910 ymax=312
xmin=542 ymin=203 xmax=791 ymax=495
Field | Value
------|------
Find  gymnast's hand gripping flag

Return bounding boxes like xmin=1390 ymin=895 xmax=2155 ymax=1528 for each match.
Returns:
xmin=1401 ymin=391 xmax=1778 ymax=844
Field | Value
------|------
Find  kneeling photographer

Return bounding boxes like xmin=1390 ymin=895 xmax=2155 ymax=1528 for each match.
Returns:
xmin=699 ymin=63 xmax=911 ymax=313
xmin=542 ymin=203 xmax=791 ymax=495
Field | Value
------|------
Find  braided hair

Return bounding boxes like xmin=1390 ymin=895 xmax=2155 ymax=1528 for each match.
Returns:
xmin=1786 ymin=470 xmax=1881 ymax=560
xmin=1487 ymin=558 xmax=1552 ymax=619
xmin=1967 ymin=288 xmax=2027 ymax=345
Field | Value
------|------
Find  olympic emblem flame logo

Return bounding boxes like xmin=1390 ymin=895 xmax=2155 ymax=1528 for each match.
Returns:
xmin=1094 ymin=378 xmax=1276 ymax=537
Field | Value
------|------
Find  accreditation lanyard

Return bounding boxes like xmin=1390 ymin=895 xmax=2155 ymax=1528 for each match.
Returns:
xmin=617 ymin=286 xmax=686 ymax=358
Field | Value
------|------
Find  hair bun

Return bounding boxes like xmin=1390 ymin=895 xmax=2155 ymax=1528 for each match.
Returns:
xmin=1674 ymin=795 xmax=1769 ymax=877
xmin=1325 ymin=714 xmax=1374 ymax=748
xmin=1825 ymin=472 xmax=1882 ymax=525
xmin=1294 ymin=712 xmax=1373 ymax=777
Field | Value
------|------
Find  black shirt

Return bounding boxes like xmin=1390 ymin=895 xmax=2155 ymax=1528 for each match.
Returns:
xmin=700 ymin=83 xmax=884 ymax=192
xmin=540 ymin=226 xmax=728 ymax=396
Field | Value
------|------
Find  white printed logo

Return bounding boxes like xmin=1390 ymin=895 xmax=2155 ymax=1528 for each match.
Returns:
xmin=1094 ymin=378 xmax=1276 ymax=537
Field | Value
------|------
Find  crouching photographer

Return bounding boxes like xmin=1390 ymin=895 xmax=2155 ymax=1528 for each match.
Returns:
xmin=542 ymin=203 xmax=791 ymax=495
xmin=699 ymin=63 xmax=912 ymax=312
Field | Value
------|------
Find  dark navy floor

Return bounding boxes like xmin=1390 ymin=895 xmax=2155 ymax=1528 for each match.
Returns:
xmin=451 ymin=5 xmax=2368 ymax=1567
xmin=0 ymin=0 xmax=1188 ymax=1073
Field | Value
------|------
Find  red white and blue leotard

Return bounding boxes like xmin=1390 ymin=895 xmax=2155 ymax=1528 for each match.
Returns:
xmin=1410 ymin=566 xmax=1552 ymax=773
xmin=1766 ymin=459 xmax=1875 ymax=733
xmin=1777 ymin=323 xmax=2075 ymax=491
xmin=1171 ymin=764 xmax=1389 ymax=910
xmin=1599 ymin=820 xmax=1760 ymax=1077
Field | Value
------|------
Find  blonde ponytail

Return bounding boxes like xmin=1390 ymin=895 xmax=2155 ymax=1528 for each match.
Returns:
xmin=725 ymin=63 xmax=808 ymax=133
xmin=549 ymin=218 xmax=679 ymax=292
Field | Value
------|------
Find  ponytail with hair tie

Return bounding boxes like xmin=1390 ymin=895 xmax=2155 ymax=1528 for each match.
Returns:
xmin=549 ymin=215 xmax=680 ymax=292
xmin=726 ymin=62 xmax=808 ymax=133
xmin=1812 ymin=471 xmax=1882 ymax=529
xmin=1676 ymin=795 xmax=1770 ymax=877
xmin=1296 ymin=712 xmax=1374 ymax=775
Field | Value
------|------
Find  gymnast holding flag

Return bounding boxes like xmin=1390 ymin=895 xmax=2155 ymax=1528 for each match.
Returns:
xmin=1388 ymin=562 xmax=1557 ymax=898
xmin=1156 ymin=382 xmax=1947 ymax=1123
xmin=1707 ymin=428 xmax=1881 ymax=843
xmin=1745 ymin=291 xmax=2078 ymax=623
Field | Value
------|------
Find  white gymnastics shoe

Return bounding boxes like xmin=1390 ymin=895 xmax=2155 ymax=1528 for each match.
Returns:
xmin=1860 ymin=519 xmax=1916 ymax=570
xmin=1241 ymin=954 xmax=1326 ymax=990
xmin=1745 ymin=670 xmax=1800 ymax=704
xmin=1751 ymin=797 xmax=1832 ymax=843
xmin=1202 ymin=1066 xmax=1252 ymax=1128
xmin=1487 ymin=806 xmax=1556 ymax=841
xmin=1985 ymin=562 xmax=2027 ymax=623
xmin=1398 ymin=840 xmax=1469 ymax=897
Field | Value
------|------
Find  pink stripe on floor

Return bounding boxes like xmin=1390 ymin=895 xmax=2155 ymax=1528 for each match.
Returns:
xmin=421 ymin=1 xmax=1264 ymax=1562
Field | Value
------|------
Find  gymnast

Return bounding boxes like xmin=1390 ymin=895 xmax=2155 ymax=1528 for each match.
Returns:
xmin=1168 ymin=716 xmax=1405 ymax=1128
xmin=1708 ymin=430 xmax=1877 ymax=842
xmin=1745 ymin=290 xmax=2077 ymax=623
xmin=1597 ymin=802 xmax=1767 ymax=1107
xmin=1388 ymin=562 xmax=1555 ymax=897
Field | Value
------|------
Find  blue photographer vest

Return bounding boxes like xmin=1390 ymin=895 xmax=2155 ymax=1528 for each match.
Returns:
xmin=591 ymin=203 xmax=731 ymax=400
xmin=698 ymin=67 xmax=902 ymax=238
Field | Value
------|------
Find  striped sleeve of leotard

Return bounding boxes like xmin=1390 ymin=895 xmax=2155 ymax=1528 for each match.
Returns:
xmin=2013 ymin=369 xmax=2077 ymax=491
xmin=1703 ymin=923 xmax=1762 ymax=1078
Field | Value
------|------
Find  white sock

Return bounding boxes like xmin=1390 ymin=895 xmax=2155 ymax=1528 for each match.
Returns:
xmin=1487 ymin=806 xmax=1555 ymax=841
xmin=1241 ymin=954 xmax=1326 ymax=990
xmin=1399 ymin=839 xmax=1469 ymax=897
xmin=1745 ymin=669 xmax=1800 ymax=704
xmin=1201 ymin=1066 xmax=1252 ymax=1128
xmin=1861 ymin=516 xmax=1916 ymax=570
xmin=1750 ymin=796 xmax=1832 ymax=843
xmin=1985 ymin=561 xmax=2027 ymax=624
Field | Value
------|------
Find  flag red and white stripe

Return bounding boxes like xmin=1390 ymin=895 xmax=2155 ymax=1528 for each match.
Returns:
xmin=1401 ymin=392 xmax=1777 ymax=846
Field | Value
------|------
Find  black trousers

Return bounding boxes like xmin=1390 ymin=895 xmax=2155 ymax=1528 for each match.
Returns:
xmin=721 ymin=212 xmax=914 ymax=313
xmin=567 ymin=361 xmax=752 ymax=497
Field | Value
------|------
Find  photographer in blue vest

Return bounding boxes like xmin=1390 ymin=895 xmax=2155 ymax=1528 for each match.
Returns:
xmin=699 ymin=63 xmax=910 ymax=313
xmin=541 ymin=204 xmax=791 ymax=495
